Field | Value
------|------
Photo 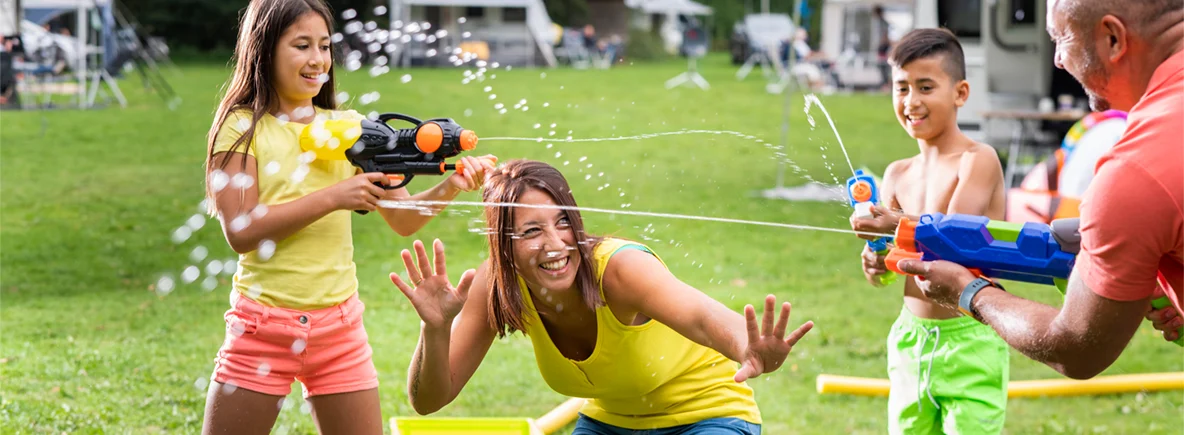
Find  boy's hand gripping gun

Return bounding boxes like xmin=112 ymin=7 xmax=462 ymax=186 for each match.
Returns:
xmin=883 ymin=213 xmax=1183 ymax=346
xmin=847 ymin=169 xmax=897 ymax=286
xmin=298 ymin=113 xmax=494 ymax=214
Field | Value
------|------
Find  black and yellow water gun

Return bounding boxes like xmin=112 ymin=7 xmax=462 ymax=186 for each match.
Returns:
xmin=299 ymin=112 xmax=490 ymax=189
xmin=299 ymin=113 xmax=493 ymax=214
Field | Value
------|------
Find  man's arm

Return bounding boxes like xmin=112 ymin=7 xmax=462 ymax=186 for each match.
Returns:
xmin=970 ymin=273 xmax=1148 ymax=379
xmin=895 ymin=158 xmax=1174 ymax=378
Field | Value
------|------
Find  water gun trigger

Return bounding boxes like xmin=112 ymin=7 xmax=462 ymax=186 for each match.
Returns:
xmin=384 ymin=174 xmax=408 ymax=188
xmin=885 ymin=248 xmax=923 ymax=276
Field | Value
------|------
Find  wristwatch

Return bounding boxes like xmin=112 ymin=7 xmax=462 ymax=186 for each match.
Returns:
xmin=959 ymin=277 xmax=1003 ymax=318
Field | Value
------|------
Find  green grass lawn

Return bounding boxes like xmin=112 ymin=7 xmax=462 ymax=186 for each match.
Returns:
xmin=2 ymin=53 xmax=1181 ymax=434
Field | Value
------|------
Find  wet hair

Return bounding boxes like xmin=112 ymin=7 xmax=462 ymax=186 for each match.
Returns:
xmin=888 ymin=28 xmax=966 ymax=82
xmin=204 ymin=0 xmax=338 ymax=206
xmin=481 ymin=160 xmax=603 ymax=337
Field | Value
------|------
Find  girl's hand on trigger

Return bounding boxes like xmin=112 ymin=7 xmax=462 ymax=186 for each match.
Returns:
xmin=446 ymin=155 xmax=496 ymax=193
xmin=326 ymin=172 xmax=388 ymax=212
xmin=390 ymin=239 xmax=476 ymax=330
xmin=734 ymin=295 xmax=814 ymax=383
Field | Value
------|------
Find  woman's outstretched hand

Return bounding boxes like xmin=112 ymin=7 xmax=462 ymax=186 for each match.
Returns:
xmin=389 ymin=239 xmax=475 ymax=330
xmin=734 ymin=295 xmax=814 ymax=383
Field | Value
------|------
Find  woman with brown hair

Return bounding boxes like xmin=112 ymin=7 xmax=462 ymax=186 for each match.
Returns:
xmin=389 ymin=159 xmax=814 ymax=434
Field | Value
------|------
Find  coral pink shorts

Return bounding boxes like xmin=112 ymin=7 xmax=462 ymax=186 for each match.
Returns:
xmin=211 ymin=290 xmax=378 ymax=398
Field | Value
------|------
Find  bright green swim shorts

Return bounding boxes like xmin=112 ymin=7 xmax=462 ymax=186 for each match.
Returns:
xmin=887 ymin=306 xmax=1009 ymax=434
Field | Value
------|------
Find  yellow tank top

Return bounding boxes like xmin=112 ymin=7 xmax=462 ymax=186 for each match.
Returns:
xmin=518 ymin=238 xmax=761 ymax=429
xmin=211 ymin=108 xmax=362 ymax=310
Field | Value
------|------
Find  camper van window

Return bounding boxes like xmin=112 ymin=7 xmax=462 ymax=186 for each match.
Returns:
xmin=938 ymin=0 xmax=981 ymax=38
xmin=504 ymin=7 xmax=527 ymax=23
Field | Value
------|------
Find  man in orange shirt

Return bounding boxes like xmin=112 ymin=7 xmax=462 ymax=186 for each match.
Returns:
xmin=894 ymin=0 xmax=1183 ymax=379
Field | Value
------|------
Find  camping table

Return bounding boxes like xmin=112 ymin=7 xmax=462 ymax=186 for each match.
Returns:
xmin=981 ymin=109 xmax=1086 ymax=188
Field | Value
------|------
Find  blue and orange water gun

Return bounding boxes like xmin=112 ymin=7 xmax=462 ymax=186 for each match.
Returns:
xmin=883 ymin=213 xmax=1183 ymax=346
xmin=883 ymin=213 xmax=1078 ymax=290
xmin=847 ymin=169 xmax=896 ymax=286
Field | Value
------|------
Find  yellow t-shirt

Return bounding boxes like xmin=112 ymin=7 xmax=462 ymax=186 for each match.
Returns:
xmin=518 ymin=238 xmax=761 ymax=429
xmin=211 ymin=107 xmax=364 ymax=310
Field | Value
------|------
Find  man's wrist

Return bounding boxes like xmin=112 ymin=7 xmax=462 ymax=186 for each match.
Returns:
xmin=959 ymin=278 xmax=1005 ymax=319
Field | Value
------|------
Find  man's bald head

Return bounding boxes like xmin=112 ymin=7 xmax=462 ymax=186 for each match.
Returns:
xmin=1051 ymin=0 xmax=1183 ymax=39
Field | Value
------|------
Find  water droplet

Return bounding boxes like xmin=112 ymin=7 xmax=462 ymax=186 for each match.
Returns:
xmin=498 ymin=108 xmax=507 ymax=115
xmin=401 ymin=74 xmax=413 ymax=83
xmin=182 ymin=266 xmax=200 ymax=284
xmin=458 ymin=17 xmax=467 ymax=24
xmin=549 ymin=131 xmax=556 ymax=136
xmin=264 ymin=161 xmax=281 ymax=175
xmin=242 ymin=285 xmax=261 ymax=301
xmin=155 ymin=276 xmax=175 ymax=295
xmin=206 ymin=259 xmax=224 ymax=276
xmin=190 ymin=246 xmax=209 ymax=263
xmin=546 ymin=143 xmax=553 ymax=148
xmin=223 ymin=259 xmax=237 ymax=275
xmin=494 ymin=103 xmax=504 ymax=110
xmin=194 ymin=377 xmax=209 ymax=391
xmin=208 ymin=170 xmax=230 ymax=193
xmin=489 ymin=94 xmax=497 ymax=100
xmin=342 ymin=9 xmax=357 ymax=20
xmin=290 ymin=165 xmax=310 ymax=183
xmin=374 ymin=5 xmax=387 ymax=15
xmin=316 ymin=73 xmax=329 ymax=84
xmin=370 ymin=65 xmax=391 ymax=78
xmin=554 ymin=152 xmax=562 ymax=158
xmin=584 ymin=175 xmax=591 ymax=180
xmin=256 ymin=362 xmax=272 ymax=376
xmin=202 ymin=275 xmax=218 ymax=291
xmin=579 ymin=156 xmax=587 ymax=162
xmin=300 ymin=401 xmax=312 ymax=414
xmin=336 ymin=91 xmax=350 ymax=103
xmin=171 ymin=226 xmax=193 ymax=244
xmin=229 ymin=215 xmax=251 ymax=233
xmin=231 ymin=173 xmax=255 ymax=190
xmin=221 ymin=381 xmax=238 ymax=394
xmin=291 ymin=339 xmax=307 ymax=354
xmin=258 ymin=240 xmax=277 ymax=261
xmin=186 ymin=214 xmax=206 ymax=231
xmin=543 ymin=102 xmax=550 ymax=107
xmin=563 ymin=161 xmax=570 ymax=166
